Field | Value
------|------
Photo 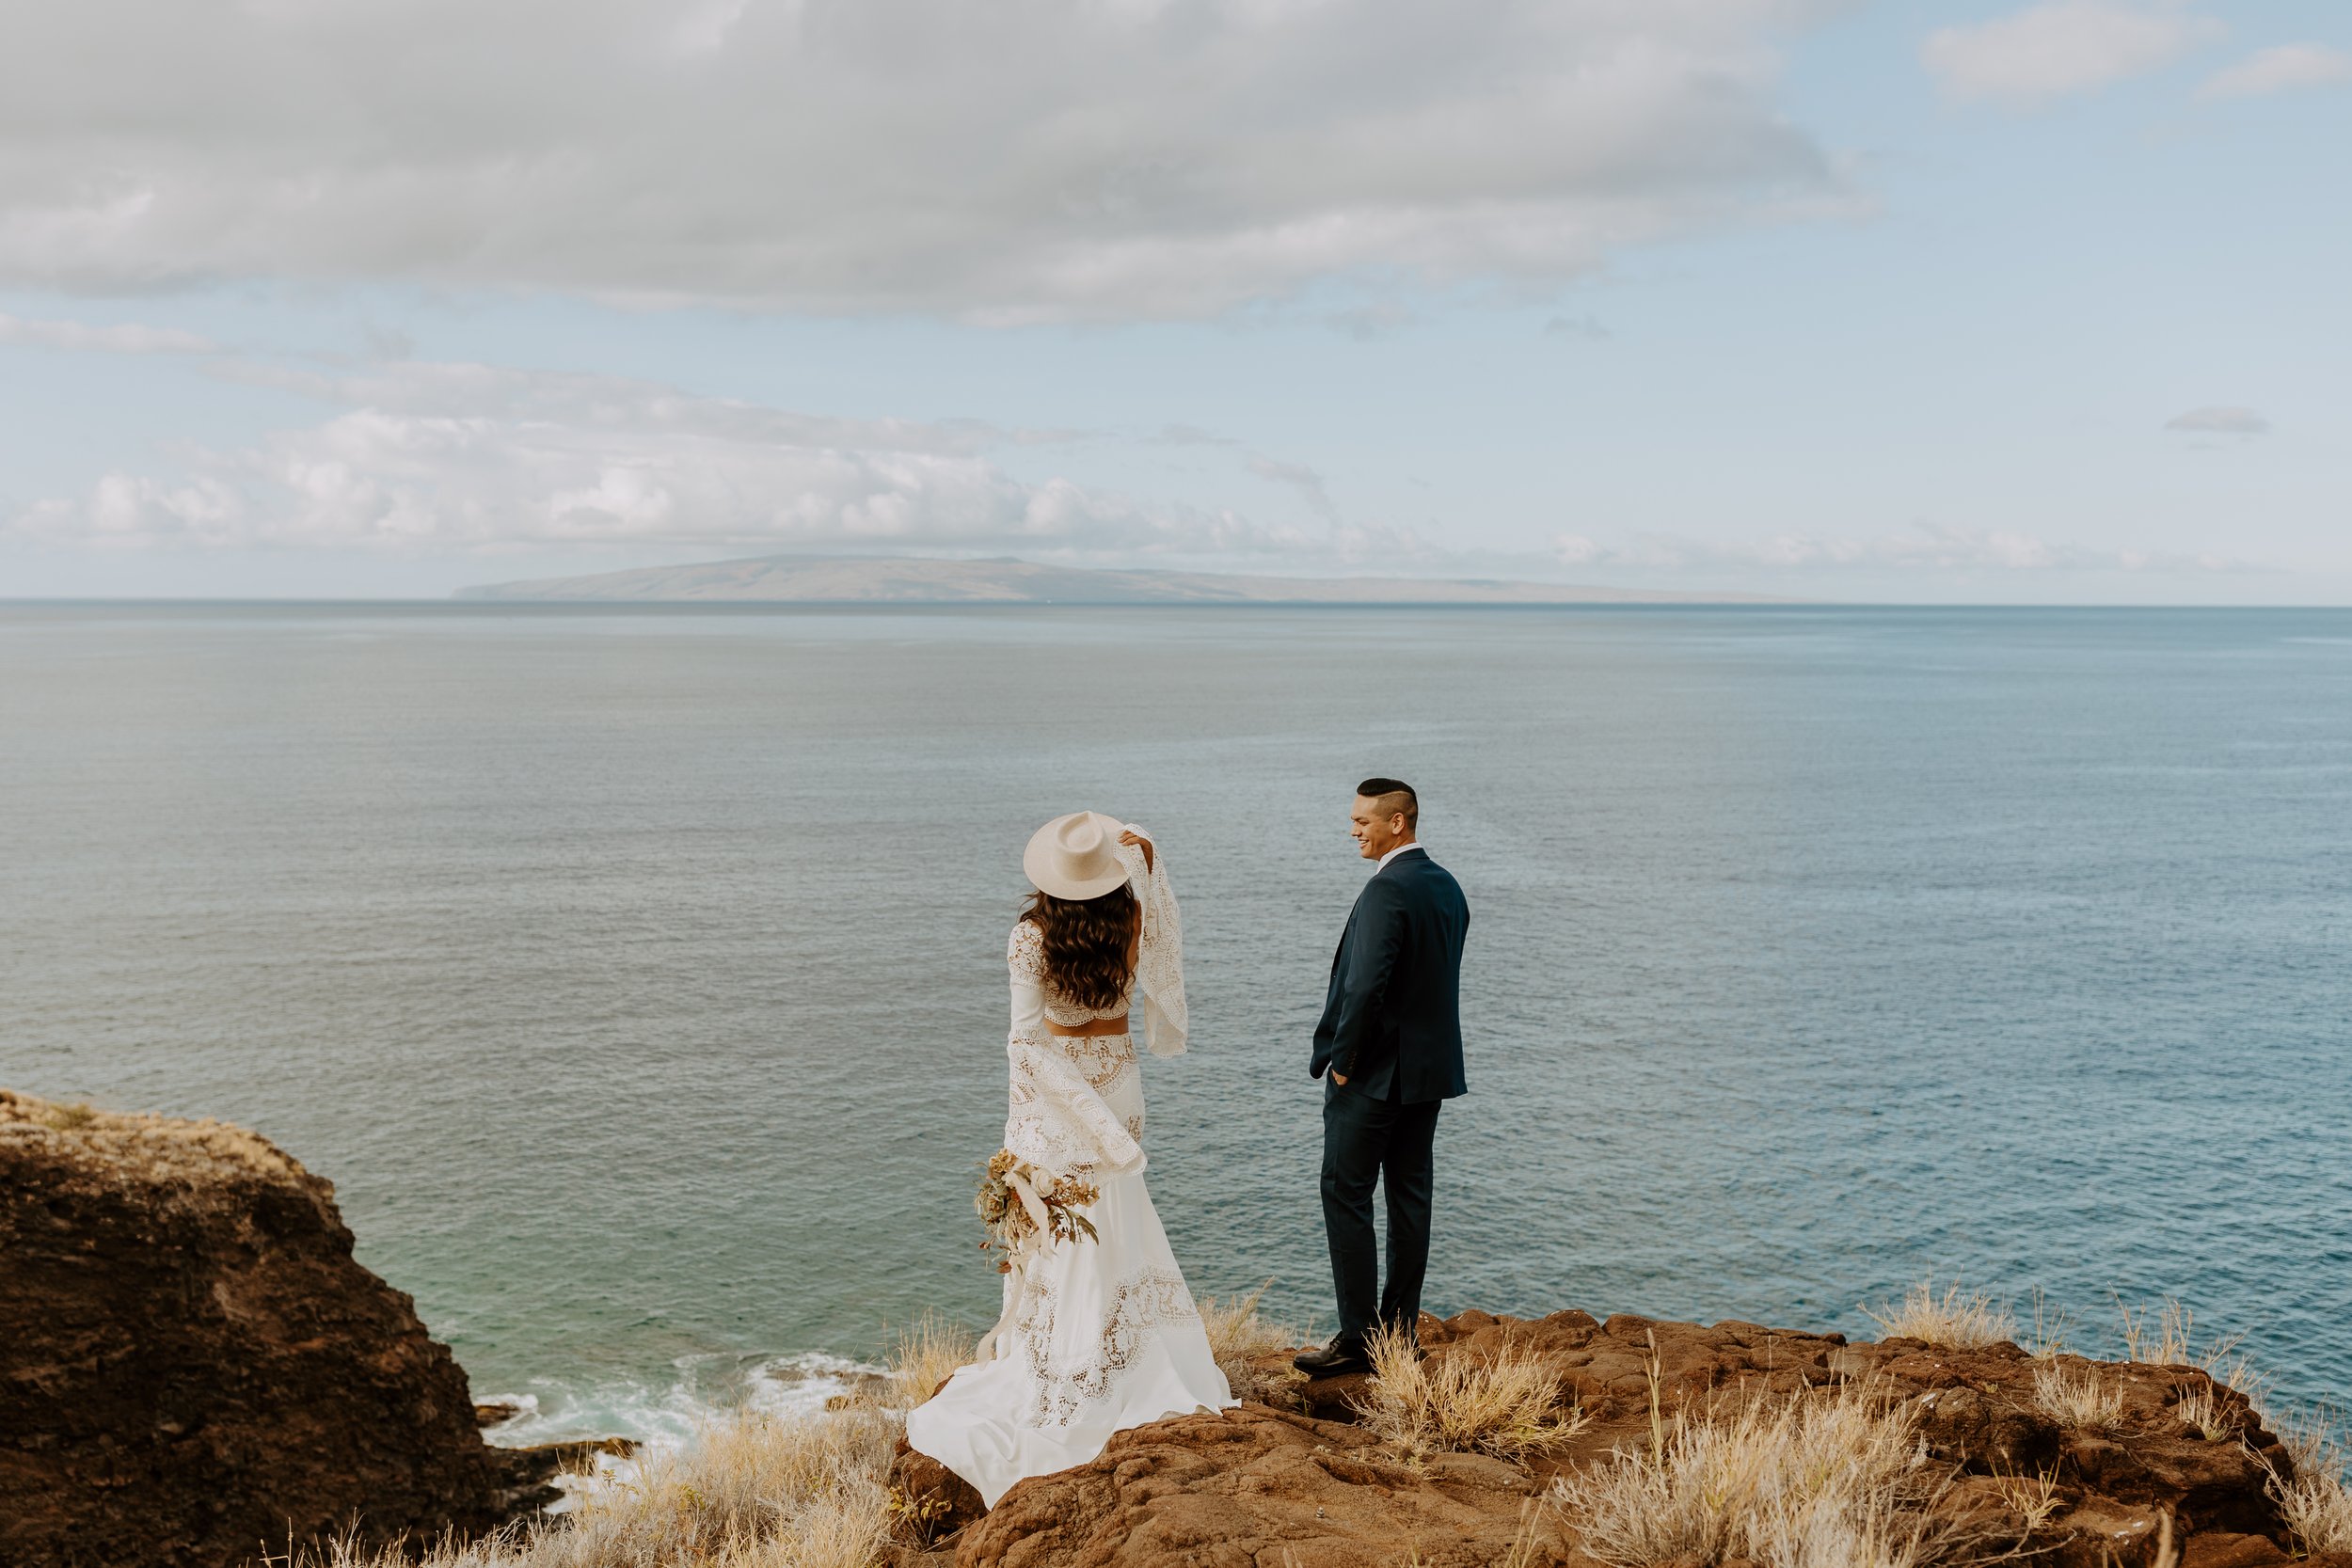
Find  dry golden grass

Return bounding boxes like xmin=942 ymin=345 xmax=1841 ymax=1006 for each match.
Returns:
xmin=1 ymin=1087 xmax=306 ymax=1188
xmin=2019 ymin=1289 xmax=2072 ymax=1360
xmin=1199 ymin=1286 xmax=1310 ymax=1407
xmin=259 ymin=1409 xmax=898 ymax=1568
xmin=1861 ymin=1277 xmax=2016 ymax=1351
xmin=1354 ymin=1324 xmax=1587 ymax=1463
xmin=1498 ymin=1497 xmax=1570 ymax=1568
xmin=2086 ymin=1304 xmax=2352 ymax=1555
xmin=2275 ymin=1406 xmax=2341 ymax=1474
xmin=882 ymin=1310 xmax=974 ymax=1411
xmin=2170 ymin=1383 xmax=2240 ymax=1442
xmin=2206 ymin=1353 xmax=2273 ymax=1417
xmin=2265 ymin=1412 xmax=2352 ymax=1556
xmin=2114 ymin=1297 xmax=2279 ymax=1440
xmin=2116 ymin=1296 xmax=2246 ymax=1373
xmin=1990 ymin=1466 xmax=2063 ymax=1533
xmin=1552 ymin=1380 xmax=1961 ymax=1568
xmin=2117 ymin=1297 xmax=2194 ymax=1366
xmin=2031 ymin=1360 xmax=2124 ymax=1433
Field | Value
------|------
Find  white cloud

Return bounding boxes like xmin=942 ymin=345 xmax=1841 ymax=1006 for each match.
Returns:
xmin=0 ymin=311 xmax=216 ymax=356
xmin=1552 ymin=523 xmax=2251 ymax=573
xmin=2165 ymin=405 xmax=2269 ymax=435
xmin=1922 ymin=1 xmax=2224 ymax=103
xmin=1247 ymin=455 xmax=1339 ymax=523
xmin=209 ymin=358 xmax=1031 ymax=458
xmin=2198 ymin=43 xmax=2352 ymax=101
xmin=3 ymin=357 xmax=1304 ymax=558
xmin=0 ymin=0 xmax=1848 ymax=321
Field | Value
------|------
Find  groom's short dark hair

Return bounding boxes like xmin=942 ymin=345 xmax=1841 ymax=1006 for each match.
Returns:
xmin=1357 ymin=777 xmax=1419 ymax=829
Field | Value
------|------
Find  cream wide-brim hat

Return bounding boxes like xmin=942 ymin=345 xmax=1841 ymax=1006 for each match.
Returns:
xmin=1024 ymin=811 xmax=1134 ymax=900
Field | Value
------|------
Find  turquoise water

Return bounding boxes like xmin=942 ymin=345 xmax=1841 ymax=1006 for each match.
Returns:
xmin=4 ymin=604 xmax=2347 ymax=1440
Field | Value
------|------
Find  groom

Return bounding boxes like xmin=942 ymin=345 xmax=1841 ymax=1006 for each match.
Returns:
xmin=1296 ymin=778 xmax=1470 ymax=1378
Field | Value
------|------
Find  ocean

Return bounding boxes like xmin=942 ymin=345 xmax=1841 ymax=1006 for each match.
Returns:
xmin=4 ymin=602 xmax=2346 ymax=1445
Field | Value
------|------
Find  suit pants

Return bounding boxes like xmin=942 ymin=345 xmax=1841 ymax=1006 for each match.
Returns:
xmin=1320 ymin=1085 xmax=1442 ymax=1344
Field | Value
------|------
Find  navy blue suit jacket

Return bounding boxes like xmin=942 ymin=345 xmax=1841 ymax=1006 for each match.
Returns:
xmin=1311 ymin=847 xmax=1470 ymax=1103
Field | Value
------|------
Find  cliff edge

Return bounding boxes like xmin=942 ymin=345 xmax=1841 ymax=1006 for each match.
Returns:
xmin=0 ymin=1089 xmax=555 ymax=1568
xmin=931 ymin=1309 xmax=2350 ymax=1568
xmin=8 ymin=1087 xmax=2347 ymax=1568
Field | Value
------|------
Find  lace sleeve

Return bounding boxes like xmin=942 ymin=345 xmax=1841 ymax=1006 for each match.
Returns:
xmin=1008 ymin=921 xmax=1048 ymax=1037
xmin=1110 ymin=825 xmax=1188 ymax=1057
xmin=1005 ymin=1038 xmax=1145 ymax=1179
xmin=1008 ymin=919 xmax=1045 ymax=980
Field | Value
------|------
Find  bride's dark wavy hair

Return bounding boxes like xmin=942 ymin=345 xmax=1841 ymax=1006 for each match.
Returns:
xmin=1021 ymin=885 xmax=1139 ymax=1012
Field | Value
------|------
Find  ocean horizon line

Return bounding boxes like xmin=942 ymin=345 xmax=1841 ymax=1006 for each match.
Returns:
xmin=8 ymin=596 xmax=2352 ymax=613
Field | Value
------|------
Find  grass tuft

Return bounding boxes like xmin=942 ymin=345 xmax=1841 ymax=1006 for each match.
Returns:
xmin=2019 ymin=1288 xmax=2072 ymax=1360
xmin=1499 ymin=1497 xmax=1565 ymax=1568
xmin=1861 ymin=1277 xmax=2016 ymax=1351
xmin=2266 ymin=1412 xmax=2352 ymax=1556
xmin=2170 ymin=1382 xmax=2240 ymax=1442
xmin=259 ymin=1408 xmax=897 ymax=1567
xmin=2116 ymin=1296 xmax=2243 ymax=1371
xmin=1354 ymin=1324 xmax=1586 ymax=1463
xmin=1552 ymin=1380 xmax=1961 ymax=1568
xmin=2275 ymin=1405 xmax=2344 ymax=1475
xmin=882 ymin=1310 xmax=974 ymax=1412
xmin=1990 ymin=1465 xmax=2063 ymax=1533
xmin=2031 ymin=1359 xmax=2124 ymax=1433
xmin=1199 ymin=1286 xmax=1310 ymax=1407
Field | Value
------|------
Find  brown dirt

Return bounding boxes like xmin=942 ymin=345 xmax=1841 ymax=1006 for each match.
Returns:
xmin=0 ymin=1089 xmax=560 ymax=1568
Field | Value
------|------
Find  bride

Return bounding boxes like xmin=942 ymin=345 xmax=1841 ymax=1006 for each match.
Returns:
xmin=905 ymin=812 xmax=1235 ymax=1508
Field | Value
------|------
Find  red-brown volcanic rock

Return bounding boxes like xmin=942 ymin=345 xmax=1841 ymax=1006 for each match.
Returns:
xmin=902 ymin=1308 xmax=2352 ymax=1568
xmin=957 ymin=1403 xmax=1559 ymax=1568
xmin=0 ymin=1089 xmax=557 ymax=1568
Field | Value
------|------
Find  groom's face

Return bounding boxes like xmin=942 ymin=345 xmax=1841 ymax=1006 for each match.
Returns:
xmin=1350 ymin=795 xmax=1406 ymax=859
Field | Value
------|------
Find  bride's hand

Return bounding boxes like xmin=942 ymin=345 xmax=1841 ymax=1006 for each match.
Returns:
xmin=1119 ymin=829 xmax=1153 ymax=873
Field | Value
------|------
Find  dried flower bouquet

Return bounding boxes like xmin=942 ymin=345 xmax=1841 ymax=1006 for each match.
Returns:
xmin=975 ymin=1148 xmax=1099 ymax=1272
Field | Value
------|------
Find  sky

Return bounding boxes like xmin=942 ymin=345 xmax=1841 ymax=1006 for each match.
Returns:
xmin=0 ymin=0 xmax=2345 ymax=604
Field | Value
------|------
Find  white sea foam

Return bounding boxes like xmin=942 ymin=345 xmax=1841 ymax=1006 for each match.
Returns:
xmin=481 ymin=1351 xmax=885 ymax=1448
xmin=477 ymin=1350 xmax=887 ymax=1512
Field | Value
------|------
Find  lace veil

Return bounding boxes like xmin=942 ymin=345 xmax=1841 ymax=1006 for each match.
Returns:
xmin=1109 ymin=824 xmax=1187 ymax=1057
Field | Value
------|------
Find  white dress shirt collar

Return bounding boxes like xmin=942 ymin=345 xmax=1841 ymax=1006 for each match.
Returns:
xmin=1377 ymin=841 xmax=1425 ymax=870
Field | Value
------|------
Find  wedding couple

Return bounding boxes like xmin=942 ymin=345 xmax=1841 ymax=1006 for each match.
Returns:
xmin=906 ymin=778 xmax=1470 ymax=1508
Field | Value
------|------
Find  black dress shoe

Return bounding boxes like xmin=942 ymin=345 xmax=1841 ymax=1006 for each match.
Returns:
xmin=1293 ymin=1336 xmax=1374 ymax=1378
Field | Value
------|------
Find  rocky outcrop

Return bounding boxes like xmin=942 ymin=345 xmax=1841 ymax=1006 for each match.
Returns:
xmin=0 ymin=1090 xmax=558 ymax=1568
xmin=903 ymin=1308 xmax=2352 ymax=1568
xmin=956 ymin=1403 xmax=1556 ymax=1568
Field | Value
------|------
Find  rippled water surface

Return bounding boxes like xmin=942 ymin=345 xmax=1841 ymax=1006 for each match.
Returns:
xmin=5 ymin=604 xmax=2347 ymax=1438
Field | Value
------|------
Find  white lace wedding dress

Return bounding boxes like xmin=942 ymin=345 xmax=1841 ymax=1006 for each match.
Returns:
xmin=905 ymin=832 xmax=1234 ymax=1508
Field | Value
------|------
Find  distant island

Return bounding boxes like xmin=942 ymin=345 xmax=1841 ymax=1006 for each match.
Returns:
xmin=453 ymin=554 xmax=1797 ymax=606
